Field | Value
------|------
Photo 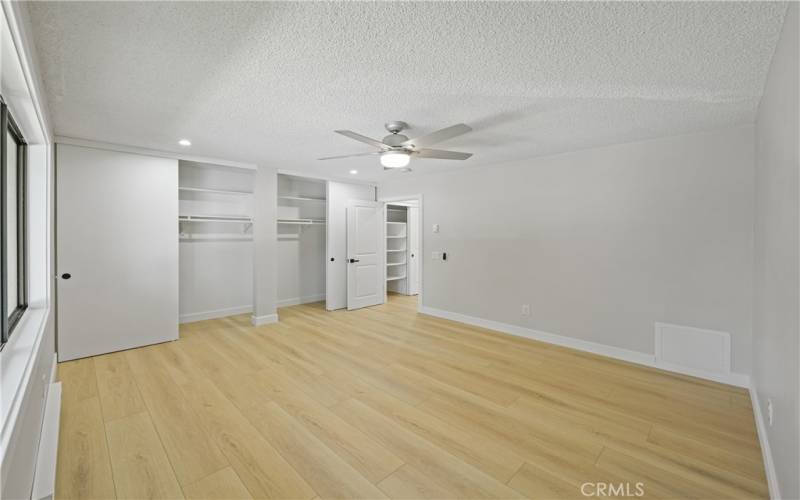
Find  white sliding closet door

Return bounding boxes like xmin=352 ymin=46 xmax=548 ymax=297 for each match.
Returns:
xmin=326 ymin=181 xmax=375 ymax=310
xmin=56 ymin=145 xmax=179 ymax=361
xmin=346 ymin=200 xmax=384 ymax=310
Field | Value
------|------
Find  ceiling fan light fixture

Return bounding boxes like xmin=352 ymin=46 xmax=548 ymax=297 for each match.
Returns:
xmin=380 ymin=151 xmax=410 ymax=169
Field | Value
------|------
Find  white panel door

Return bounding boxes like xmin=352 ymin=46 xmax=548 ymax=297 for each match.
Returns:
xmin=346 ymin=200 xmax=383 ymax=310
xmin=407 ymin=206 xmax=420 ymax=295
xmin=326 ymin=181 xmax=375 ymax=310
xmin=56 ymin=145 xmax=179 ymax=361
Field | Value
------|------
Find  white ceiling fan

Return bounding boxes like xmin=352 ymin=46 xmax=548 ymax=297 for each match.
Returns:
xmin=319 ymin=121 xmax=473 ymax=171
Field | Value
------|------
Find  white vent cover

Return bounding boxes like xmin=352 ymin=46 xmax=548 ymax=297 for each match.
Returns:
xmin=654 ymin=322 xmax=731 ymax=375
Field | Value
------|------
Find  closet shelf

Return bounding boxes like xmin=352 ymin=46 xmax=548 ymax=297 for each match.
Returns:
xmin=387 ymin=262 xmax=406 ymax=267
xmin=179 ymin=186 xmax=252 ymax=196
xmin=278 ymin=218 xmax=326 ymax=225
xmin=386 ymin=222 xmax=406 ymax=225
xmin=386 ymin=275 xmax=407 ymax=281
xmin=387 ymin=249 xmax=406 ymax=253
xmin=387 ymin=235 xmax=406 ymax=239
xmin=279 ymin=195 xmax=326 ymax=203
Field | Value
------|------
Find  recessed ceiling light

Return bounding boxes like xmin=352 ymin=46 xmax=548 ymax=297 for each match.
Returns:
xmin=178 ymin=139 xmax=192 ymax=147
xmin=349 ymin=169 xmax=358 ymax=175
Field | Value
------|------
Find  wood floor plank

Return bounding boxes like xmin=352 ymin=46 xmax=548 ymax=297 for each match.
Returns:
xmin=647 ymin=424 xmax=766 ymax=482
xmin=332 ymin=398 xmax=524 ymax=499
xmin=55 ymin=397 xmax=116 ymax=500
xmin=59 ymin=357 xmax=99 ymax=407
xmin=182 ymin=467 xmax=253 ymax=500
xmin=178 ymin=377 xmax=316 ymax=500
xmin=247 ymin=363 xmax=404 ymax=484
xmin=376 ymin=464 xmax=455 ymax=500
xmin=104 ymin=412 xmax=184 ymax=500
xmin=507 ymin=462 xmax=586 ymax=500
xmin=93 ymin=351 xmax=146 ymax=421
xmin=244 ymin=400 xmax=389 ymax=499
xmin=352 ymin=382 xmax=526 ymax=483
xmin=124 ymin=346 xmax=230 ymax=487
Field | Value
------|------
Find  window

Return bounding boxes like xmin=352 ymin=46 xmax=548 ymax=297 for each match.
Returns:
xmin=1 ymin=98 xmax=28 ymax=346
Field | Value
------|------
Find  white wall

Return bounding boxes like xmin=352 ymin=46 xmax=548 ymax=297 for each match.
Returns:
xmin=380 ymin=126 xmax=756 ymax=377
xmin=252 ymin=165 xmax=278 ymax=324
xmin=179 ymin=242 xmax=253 ymax=321
xmin=752 ymin=4 xmax=799 ymax=499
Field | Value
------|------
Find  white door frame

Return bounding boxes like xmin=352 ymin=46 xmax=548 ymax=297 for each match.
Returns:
xmin=378 ymin=194 xmax=423 ymax=312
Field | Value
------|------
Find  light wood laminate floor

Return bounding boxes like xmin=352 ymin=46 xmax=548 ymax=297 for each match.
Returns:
xmin=56 ymin=295 xmax=768 ymax=499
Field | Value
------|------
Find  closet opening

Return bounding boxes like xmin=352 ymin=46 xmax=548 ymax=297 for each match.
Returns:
xmin=178 ymin=160 xmax=255 ymax=323
xmin=381 ymin=196 xmax=422 ymax=307
xmin=277 ymin=174 xmax=327 ymax=307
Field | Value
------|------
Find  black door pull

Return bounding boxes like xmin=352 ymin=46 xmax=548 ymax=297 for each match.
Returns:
xmin=330 ymin=257 xmax=335 ymax=262
xmin=349 ymin=258 xmax=360 ymax=263
xmin=61 ymin=273 xmax=72 ymax=280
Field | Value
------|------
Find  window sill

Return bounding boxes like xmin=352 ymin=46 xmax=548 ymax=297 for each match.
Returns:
xmin=0 ymin=307 xmax=50 ymax=454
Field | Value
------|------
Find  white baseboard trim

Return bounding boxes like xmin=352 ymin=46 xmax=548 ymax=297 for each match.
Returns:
xmin=419 ymin=306 xmax=750 ymax=388
xmin=31 ymin=382 xmax=61 ymax=500
xmin=179 ymin=305 xmax=253 ymax=324
xmin=653 ymin=360 xmax=750 ymax=388
xmin=749 ymin=385 xmax=781 ymax=500
xmin=277 ymin=293 xmax=326 ymax=308
xmin=251 ymin=313 xmax=279 ymax=326
xmin=49 ymin=353 xmax=57 ymax=383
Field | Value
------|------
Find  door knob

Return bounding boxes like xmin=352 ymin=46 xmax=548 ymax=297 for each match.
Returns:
xmin=61 ymin=273 xmax=72 ymax=280
xmin=349 ymin=258 xmax=360 ymax=263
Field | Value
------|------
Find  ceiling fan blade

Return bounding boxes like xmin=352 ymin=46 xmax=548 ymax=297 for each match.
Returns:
xmin=318 ymin=151 xmax=380 ymax=160
xmin=416 ymin=148 xmax=473 ymax=160
xmin=401 ymin=123 xmax=472 ymax=148
xmin=334 ymin=130 xmax=386 ymax=149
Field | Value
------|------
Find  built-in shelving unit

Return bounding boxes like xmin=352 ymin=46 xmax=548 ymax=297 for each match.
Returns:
xmin=386 ymin=215 xmax=407 ymax=285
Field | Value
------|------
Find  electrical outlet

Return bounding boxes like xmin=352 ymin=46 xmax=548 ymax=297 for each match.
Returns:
xmin=767 ymin=398 xmax=774 ymax=426
xmin=521 ymin=304 xmax=531 ymax=316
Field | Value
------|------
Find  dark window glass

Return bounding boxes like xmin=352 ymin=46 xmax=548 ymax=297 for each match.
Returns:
xmin=1 ymin=98 xmax=28 ymax=346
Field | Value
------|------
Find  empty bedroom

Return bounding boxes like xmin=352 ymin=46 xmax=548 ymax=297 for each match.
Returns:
xmin=1 ymin=1 xmax=798 ymax=499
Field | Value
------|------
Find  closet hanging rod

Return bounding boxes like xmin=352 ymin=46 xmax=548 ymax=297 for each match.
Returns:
xmin=277 ymin=218 xmax=326 ymax=225
xmin=179 ymin=214 xmax=252 ymax=223
xmin=179 ymin=186 xmax=253 ymax=196
xmin=279 ymin=195 xmax=326 ymax=203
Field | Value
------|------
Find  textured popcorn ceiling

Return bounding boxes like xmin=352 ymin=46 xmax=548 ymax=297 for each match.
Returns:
xmin=27 ymin=1 xmax=786 ymax=180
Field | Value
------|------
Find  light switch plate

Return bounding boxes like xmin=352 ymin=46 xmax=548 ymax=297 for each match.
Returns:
xmin=433 ymin=224 xmax=440 ymax=233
